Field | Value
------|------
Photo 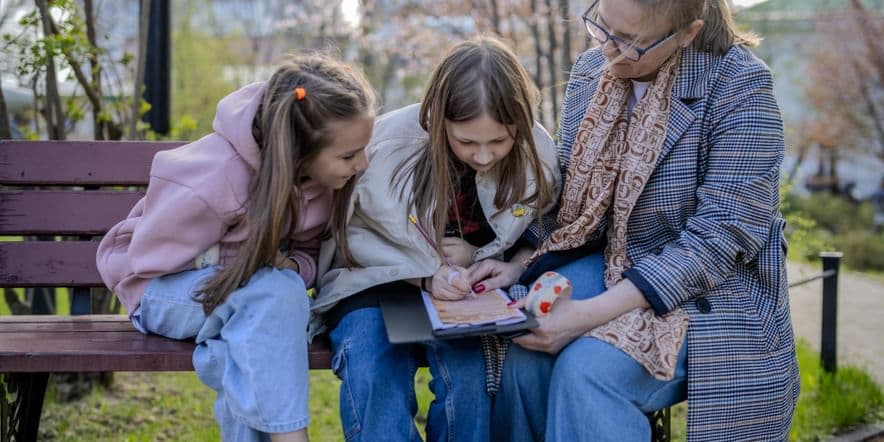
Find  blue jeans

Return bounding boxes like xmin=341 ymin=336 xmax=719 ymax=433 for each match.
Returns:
xmin=492 ymin=252 xmax=688 ymax=442
xmin=329 ymin=306 xmax=490 ymax=442
xmin=133 ymin=266 xmax=311 ymax=441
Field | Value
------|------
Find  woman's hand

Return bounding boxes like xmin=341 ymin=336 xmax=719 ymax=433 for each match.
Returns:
xmin=441 ymin=237 xmax=478 ymax=268
xmin=430 ymin=265 xmax=472 ymax=300
xmin=511 ymin=278 xmax=651 ymax=354
xmin=511 ymin=297 xmax=588 ymax=354
xmin=467 ymin=259 xmax=525 ymax=294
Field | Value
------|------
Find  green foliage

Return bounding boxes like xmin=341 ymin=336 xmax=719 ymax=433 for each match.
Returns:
xmin=838 ymin=229 xmax=884 ymax=272
xmin=6 ymin=0 xmax=133 ymax=139
xmin=169 ymin=1 xmax=238 ymax=141
xmin=790 ymin=340 xmax=884 ymax=441
xmin=781 ymin=188 xmax=832 ymax=261
xmin=781 ymin=188 xmax=883 ymax=272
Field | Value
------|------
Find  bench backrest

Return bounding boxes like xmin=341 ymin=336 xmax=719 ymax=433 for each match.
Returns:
xmin=0 ymin=140 xmax=184 ymax=289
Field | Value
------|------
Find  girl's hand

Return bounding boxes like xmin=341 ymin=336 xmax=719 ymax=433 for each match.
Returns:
xmin=467 ymin=259 xmax=525 ymax=294
xmin=273 ymin=252 xmax=300 ymax=273
xmin=430 ymin=265 xmax=472 ymax=300
xmin=441 ymin=237 xmax=478 ymax=268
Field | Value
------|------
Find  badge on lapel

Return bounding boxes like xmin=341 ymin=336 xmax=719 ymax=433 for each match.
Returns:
xmin=511 ymin=204 xmax=527 ymax=217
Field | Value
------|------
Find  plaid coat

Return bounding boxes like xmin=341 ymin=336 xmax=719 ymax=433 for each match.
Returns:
xmin=548 ymin=46 xmax=800 ymax=440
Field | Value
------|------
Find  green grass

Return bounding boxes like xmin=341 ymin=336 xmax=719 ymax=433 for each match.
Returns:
xmin=32 ymin=341 xmax=882 ymax=441
xmin=790 ymin=340 xmax=884 ymax=441
xmin=36 ymin=369 xmax=435 ymax=441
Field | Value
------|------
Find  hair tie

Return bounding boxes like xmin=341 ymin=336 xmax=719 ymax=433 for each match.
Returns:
xmin=293 ymin=86 xmax=307 ymax=101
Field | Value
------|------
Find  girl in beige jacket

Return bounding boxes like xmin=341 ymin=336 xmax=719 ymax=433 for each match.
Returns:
xmin=313 ymin=37 xmax=559 ymax=442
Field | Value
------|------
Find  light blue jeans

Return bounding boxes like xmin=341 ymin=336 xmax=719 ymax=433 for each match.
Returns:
xmin=132 ymin=266 xmax=311 ymax=441
xmin=329 ymin=306 xmax=490 ymax=442
xmin=492 ymin=252 xmax=688 ymax=442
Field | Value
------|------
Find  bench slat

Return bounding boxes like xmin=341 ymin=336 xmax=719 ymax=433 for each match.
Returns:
xmin=0 ymin=316 xmax=333 ymax=372
xmin=0 ymin=140 xmax=182 ymax=186
xmin=0 ymin=318 xmax=135 ymax=332
xmin=0 ymin=241 xmax=102 ymax=287
xmin=0 ymin=190 xmax=143 ymax=235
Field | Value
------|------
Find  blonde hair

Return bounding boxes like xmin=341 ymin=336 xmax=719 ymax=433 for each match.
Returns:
xmin=394 ymin=35 xmax=554 ymax=247
xmin=197 ymin=54 xmax=375 ymax=314
xmin=637 ymin=0 xmax=760 ymax=55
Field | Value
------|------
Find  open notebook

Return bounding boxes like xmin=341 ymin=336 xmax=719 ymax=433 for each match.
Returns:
xmin=379 ymin=285 xmax=538 ymax=344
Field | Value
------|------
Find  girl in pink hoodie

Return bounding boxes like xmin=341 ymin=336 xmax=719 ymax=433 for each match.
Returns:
xmin=96 ymin=55 xmax=375 ymax=442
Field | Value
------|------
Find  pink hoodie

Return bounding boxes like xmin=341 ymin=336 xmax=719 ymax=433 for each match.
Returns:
xmin=96 ymin=82 xmax=332 ymax=315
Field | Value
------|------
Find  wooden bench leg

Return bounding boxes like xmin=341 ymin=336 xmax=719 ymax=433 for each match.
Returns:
xmin=649 ymin=407 xmax=671 ymax=442
xmin=1 ymin=373 xmax=49 ymax=442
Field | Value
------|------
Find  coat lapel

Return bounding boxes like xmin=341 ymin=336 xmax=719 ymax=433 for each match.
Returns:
xmin=656 ymin=48 xmax=708 ymax=168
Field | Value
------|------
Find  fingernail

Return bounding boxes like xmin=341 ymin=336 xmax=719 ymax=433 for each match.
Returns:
xmin=507 ymin=300 xmax=517 ymax=307
xmin=473 ymin=284 xmax=485 ymax=293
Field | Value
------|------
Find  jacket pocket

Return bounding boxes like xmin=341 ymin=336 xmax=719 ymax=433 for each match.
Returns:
xmin=754 ymin=217 xmax=789 ymax=353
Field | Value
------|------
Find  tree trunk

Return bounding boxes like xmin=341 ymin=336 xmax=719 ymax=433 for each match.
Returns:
xmin=84 ymin=0 xmax=105 ymax=140
xmin=489 ymin=0 xmax=501 ymax=35
xmin=545 ymin=0 xmax=559 ymax=129
xmin=129 ymin=0 xmax=152 ymax=140
xmin=529 ymin=0 xmax=545 ymax=124
xmin=559 ymin=0 xmax=572 ymax=84
xmin=0 ymin=82 xmax=10 ymax=139
xmin=35 ymin=0 xmax=66 ymax=140
xmin=785 ymin=143 xmax=808 ymax=185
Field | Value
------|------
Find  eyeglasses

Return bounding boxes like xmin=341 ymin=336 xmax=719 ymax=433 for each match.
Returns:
xmin=581 ymin=0 xmax=678 ymax=62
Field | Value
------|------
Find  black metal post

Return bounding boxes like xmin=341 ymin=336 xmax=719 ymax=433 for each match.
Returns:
xmin=820 ymin=251 xmax=842 ymax=373
xmin=142 ymin=0 xmax=171 ymax=135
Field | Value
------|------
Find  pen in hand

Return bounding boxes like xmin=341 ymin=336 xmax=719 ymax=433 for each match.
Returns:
xmin=408 ymin=214 xmax=472 ymax=295
xmin=408 ymin=214 xmax=454 ymax=267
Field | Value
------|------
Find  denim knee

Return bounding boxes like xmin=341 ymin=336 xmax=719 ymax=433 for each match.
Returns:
xmin=240 ymin=268 xmax=310 ymax=316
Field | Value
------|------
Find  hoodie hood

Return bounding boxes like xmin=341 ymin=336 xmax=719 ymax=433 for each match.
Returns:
xmin=212 ymin=81 xmax=267 ymax=171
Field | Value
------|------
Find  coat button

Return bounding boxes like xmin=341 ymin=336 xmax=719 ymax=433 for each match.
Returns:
xmin=696 ymin=297 xmax=712 ymax=313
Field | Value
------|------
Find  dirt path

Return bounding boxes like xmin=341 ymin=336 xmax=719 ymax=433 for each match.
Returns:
xmin=787 ymin=261 xmax=884 ymax=384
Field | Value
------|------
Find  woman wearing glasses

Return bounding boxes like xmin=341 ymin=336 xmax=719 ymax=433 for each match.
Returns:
xmin=481 ymin=0 xmax=799 ymax=440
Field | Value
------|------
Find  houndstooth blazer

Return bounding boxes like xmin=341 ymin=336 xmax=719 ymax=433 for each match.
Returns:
xmin=538 ymin=45 xmax=800 ymax=441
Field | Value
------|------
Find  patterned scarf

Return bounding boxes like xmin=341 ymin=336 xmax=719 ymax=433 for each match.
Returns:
xmin=533 ymin=51 xmax=688 ymax=380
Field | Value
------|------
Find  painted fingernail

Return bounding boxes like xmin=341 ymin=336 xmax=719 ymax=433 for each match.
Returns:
xmin=473 ymin=284 xmax=485 ymax=293
xmin=507 ymin=300 xmax=517 ymax=306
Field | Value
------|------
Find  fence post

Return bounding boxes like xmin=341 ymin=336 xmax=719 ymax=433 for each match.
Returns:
xmin=820 ymin=251 xmax=842 ymax=373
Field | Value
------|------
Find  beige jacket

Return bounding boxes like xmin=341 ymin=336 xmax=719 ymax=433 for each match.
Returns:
xmin=310 ymin=104 xmax=559 ymax=335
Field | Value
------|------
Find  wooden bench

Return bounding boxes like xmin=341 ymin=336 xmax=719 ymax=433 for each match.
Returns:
xmin=0 ymin=140 xmax=332 ymax=441
xmin=0 ymin=139 xmax=670 ymax=441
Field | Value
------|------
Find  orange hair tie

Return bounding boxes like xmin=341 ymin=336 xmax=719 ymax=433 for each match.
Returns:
xmin=293 ymin=86 xmax=307 ymax=101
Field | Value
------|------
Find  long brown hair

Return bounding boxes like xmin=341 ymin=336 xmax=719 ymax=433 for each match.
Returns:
xmin=394 ymin=35 xmax=554 ymax=247
xmin=197 ymin=54 xmax=375 ymax=314
xmin=632 ymin=0 xmax=761 ymax=55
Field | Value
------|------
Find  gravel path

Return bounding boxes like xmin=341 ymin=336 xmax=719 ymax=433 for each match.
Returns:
xmin=787 ymin=261 xmax=884 ymax=384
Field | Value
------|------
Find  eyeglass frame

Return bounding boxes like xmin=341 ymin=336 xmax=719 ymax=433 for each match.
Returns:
xmin=581 ymin=0 xmax=679 ymax=62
